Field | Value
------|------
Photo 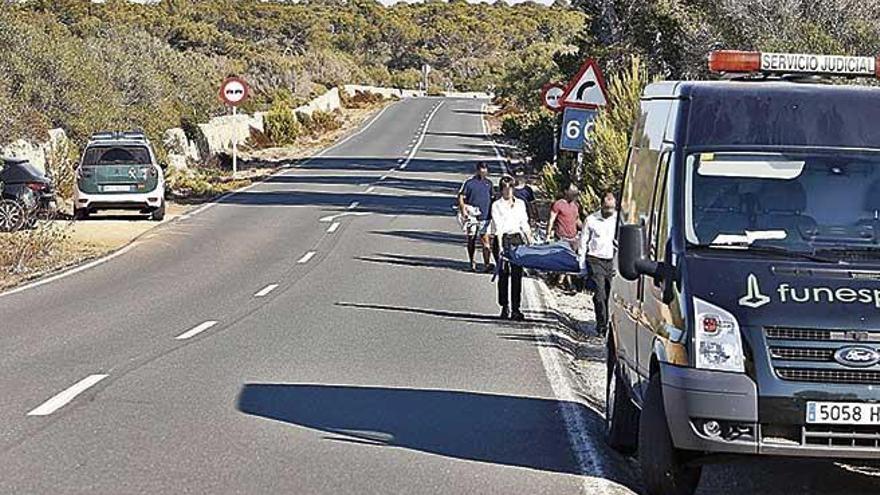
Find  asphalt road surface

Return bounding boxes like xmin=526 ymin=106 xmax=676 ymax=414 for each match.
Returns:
xmin=2 ymin=97 xmax=880 ymax=494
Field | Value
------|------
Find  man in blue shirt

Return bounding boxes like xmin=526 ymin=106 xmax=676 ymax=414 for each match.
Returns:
xmin=512 ymin=166 xmax=537 ymax=224
xmin=457 ymin=162 xmax=495 ymax=272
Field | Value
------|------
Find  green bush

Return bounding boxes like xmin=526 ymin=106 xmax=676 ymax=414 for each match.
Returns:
xmin=265 ymin=98 xmax=302 ymax=146
xmin=580 ymin=56 xmax=650 ymax=211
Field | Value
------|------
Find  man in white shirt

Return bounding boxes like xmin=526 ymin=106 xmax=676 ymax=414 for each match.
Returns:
xmin=579 ymin=191 xmax=618 ymax=336
xmin=491 ymin=176 xmax=534 ymax=321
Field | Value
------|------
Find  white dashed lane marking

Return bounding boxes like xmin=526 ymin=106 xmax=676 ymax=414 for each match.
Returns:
xmin=27 ymin=374 xmax=109 ymax=417
xmin=327 ymin=222 xmax=341 ymax=233
xmin=347 ymin=201 xmax=359 ymax=210
xmin=298 ymin=251 xmax=317 ymax=264
xmin=254 ymin=284 xmax=279 ymax=298
xmin=176 ymin=321 xmax=219 ymax=340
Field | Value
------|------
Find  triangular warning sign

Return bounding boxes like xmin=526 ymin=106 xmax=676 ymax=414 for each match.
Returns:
xmin=560 ymin=59 xmax=608 ymax=109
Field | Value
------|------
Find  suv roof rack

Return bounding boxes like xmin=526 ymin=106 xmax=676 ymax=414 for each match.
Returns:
xmin=89 ymin=131 xmax=147 ymax=142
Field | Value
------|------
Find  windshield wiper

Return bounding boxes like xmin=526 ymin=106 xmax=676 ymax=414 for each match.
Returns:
xmin=693 ymin=243 xmax=841 ymax=264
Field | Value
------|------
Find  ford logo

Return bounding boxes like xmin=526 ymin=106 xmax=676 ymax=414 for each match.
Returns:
xmin=834 ymin=346 xmax=880 ymax=367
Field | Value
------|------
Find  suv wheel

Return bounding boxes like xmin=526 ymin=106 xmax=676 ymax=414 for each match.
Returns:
xmin=150 ymin=200 xmax=165 ymax=221
xmin=639 ymin=373 xmax=701 ymax=495
xmin=74 ymin=207 xmax=90 ymax=221
xmin=605 ymin=347 xmax=639 ymax=454
xmin=0 ymin=200 xmax=25 ymax=232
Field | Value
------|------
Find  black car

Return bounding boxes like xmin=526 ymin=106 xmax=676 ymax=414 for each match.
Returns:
xmin=0 ymin=157 xmax=56 ymax=231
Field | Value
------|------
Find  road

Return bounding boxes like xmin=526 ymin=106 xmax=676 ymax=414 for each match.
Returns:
xmin=2 ymin=97 xmax=880 ymax=494
xmin=0 ymin=98 xmax=592 ymax=494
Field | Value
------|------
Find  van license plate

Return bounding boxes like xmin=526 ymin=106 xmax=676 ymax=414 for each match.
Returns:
xmin=103 ymin=185 xmax=132 ymax=192
xmin=806 ymin=401 xmax=880 ymax=425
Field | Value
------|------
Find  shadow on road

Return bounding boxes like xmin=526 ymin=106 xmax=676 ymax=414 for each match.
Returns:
xmin=426 ymin=131 xmax=488 ymax=139
xmin=356 ymin=253 xmax=473 ymax=272
xmin=370 ymin=230 xmax=463 ymax=246
xmin=218 ymin=191 xmax=453 ymax=217
xmin=263 ymin=174 xmax=381 ymax=186
xmin=295 ymin=157 xmax=504 ymax=175
xmin=335 ymin=301 xmax=519 ymax=326
xmin=236 ymin=384 xmax=584 ymax=475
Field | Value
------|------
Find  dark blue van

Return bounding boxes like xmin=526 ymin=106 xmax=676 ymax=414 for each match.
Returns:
xmin=606 ymin=52 xmax=880 ymax=495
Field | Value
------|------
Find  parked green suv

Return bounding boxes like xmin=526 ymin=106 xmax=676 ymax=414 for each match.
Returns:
xmin=74 ymin=131 xmax=166 ymax=221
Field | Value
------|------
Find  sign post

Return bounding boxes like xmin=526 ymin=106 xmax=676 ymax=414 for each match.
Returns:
xmin=219 ymin=76 xmax=250 ymax=176
xmin=541 ymin=83 xmax=565 ymax=167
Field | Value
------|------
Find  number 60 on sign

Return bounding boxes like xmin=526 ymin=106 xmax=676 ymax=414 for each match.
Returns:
xmin=559 ymin=107 xmax=598 ymax=152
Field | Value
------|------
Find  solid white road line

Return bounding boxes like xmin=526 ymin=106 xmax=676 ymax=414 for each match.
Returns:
xmin=254 ymin=284 xmax=279 ymax=297
xmin=176 ymin=320 xmax=219 ymax=340
xmin=522 ymin=280 xmax=616 ymax=495
xmin=400 ymin=102 xmax=445 ymax=170
xmin=27 ymin=374 xmax=109 ymax=417
xmin=298 ymin=251 xmax=316 ymax=264
xmin=347 ymin=201 xmax=360 ymax=210
xmin=327 ymin=222 xmax=341 ymax=233
xmin=481 ymin=103 xmax=508 ymax=174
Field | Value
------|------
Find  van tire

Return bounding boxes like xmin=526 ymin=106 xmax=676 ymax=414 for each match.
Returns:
xmin=74 ymin=208 xmax=89 ymax=221
xmin=605 ymin=350 xmax=639 ymax=454
xmin=150 ymin=200 xmax=165 ymax=222
xmin=639 ymin=373 xmax=701 ymax=495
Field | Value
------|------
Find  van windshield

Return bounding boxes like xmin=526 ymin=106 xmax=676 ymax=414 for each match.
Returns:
xmin=687 ymin=151 xmax=880 ymax=258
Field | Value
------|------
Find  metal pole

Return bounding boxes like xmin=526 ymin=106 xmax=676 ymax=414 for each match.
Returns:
xmin=232 ymin=105 xmax=238 ymax=176
xmin=552 ymin=117 xmax=559 ymax=168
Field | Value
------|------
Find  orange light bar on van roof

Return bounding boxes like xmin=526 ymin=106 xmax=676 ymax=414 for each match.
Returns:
xmin=709 ymin=51 xmax=761 ymax=73
xmin=709 ymin=50 xmax=880 ymax=78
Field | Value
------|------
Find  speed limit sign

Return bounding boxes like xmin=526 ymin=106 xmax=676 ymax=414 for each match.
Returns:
xmin=559 ymin=107 xmax=598 ymax=151
xmin=219 ymin=76 xmax=250 ymax=106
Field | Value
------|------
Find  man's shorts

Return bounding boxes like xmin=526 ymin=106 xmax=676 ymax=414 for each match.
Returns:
xmin=465 ymin=219 xmax=491 ymax=237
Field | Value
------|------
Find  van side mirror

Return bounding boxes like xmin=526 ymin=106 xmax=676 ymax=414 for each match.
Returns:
xmin=618 ymin=224 xmax=660 ymax=281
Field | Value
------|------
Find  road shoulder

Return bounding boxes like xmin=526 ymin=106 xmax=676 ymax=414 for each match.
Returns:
xmin=522 ymin=276 xmax=640 ymax=494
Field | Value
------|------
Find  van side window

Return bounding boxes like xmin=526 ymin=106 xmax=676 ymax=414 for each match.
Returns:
xmin=650 ymin=152 xmax=671 ymax=261
xmin=621 ymin=100 xmax=672 ymax=229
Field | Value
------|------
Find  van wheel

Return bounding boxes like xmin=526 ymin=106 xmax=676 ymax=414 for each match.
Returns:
xmin=639 ymin=373 xmax=701 ymax=495
xmin=74 ymin=208 xmax=89 ymax=221
xmin=150 ymin=200 xmax=165 ymax=221
xmin=605 ymin=348 xmax=639 ymax=454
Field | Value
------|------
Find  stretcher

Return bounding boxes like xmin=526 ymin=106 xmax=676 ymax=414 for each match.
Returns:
xmin=505 ymin=241 xmax=590 ymax=277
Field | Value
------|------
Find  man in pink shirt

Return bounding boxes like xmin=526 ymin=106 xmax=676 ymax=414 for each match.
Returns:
xmin=547 ymin=184 xmax=582 ymax=248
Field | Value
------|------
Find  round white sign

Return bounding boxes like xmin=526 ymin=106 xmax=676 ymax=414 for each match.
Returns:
xmin=220 ymin=77 xmax=250 ymax=106
xmin=541 ymin=83 xmax=565 ymax=112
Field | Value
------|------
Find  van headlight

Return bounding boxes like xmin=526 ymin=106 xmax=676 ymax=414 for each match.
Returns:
xmin=693 ymin=297 xmax=745 ymax=373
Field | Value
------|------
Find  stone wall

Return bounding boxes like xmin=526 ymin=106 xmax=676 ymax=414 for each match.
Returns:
xmin=2 ymin=85 xmax=488 ymax=173
xmin=1 ymin=128 xmax=71 ymax=173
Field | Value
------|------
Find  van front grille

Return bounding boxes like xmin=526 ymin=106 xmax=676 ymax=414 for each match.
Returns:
xmin=804 ymin=424 xmax=880 ymax=448
xmin=769 ymin=347 xmax=833 ymax=362
xmin=776 ymin=368 xmax=880 ymax=385
xmin=765 ymin=326 xmax=880 ymax=385
xmin=766 ymin=327 xmax=831 ymax=341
